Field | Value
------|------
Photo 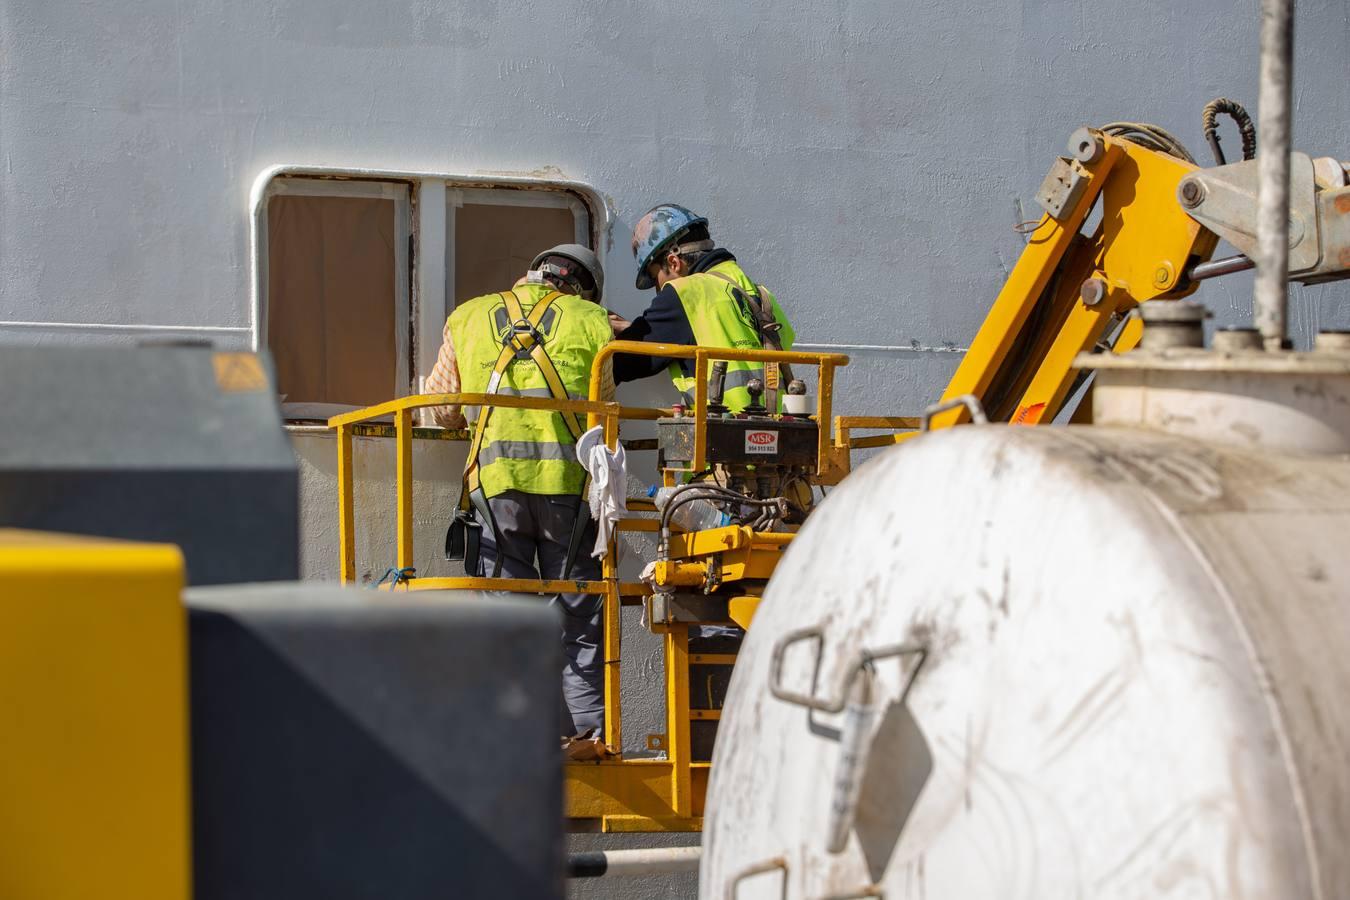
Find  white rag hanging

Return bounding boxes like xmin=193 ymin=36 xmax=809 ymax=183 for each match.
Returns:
xmin=575 ymin=425 xmax=627 ymax=559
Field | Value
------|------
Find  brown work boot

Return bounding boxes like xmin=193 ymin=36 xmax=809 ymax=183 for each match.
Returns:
xmin=561 ymin=729 xmax=613 ymax=762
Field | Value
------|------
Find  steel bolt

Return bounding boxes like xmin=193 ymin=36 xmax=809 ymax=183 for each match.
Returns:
xmin=1079 ymin=278 xmax=1107 ymax=307
xmin=1179 ymin=179 xmax=1205 ymax=208
xmin=1153 ymin=265 xmax=1173 ymax=287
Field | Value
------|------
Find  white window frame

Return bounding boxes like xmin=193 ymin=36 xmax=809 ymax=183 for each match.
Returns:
xmin=249 ymin=166 xmax=608 ymax=419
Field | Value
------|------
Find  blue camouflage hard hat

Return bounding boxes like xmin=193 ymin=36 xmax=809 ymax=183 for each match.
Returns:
xmin=631 ymin=204 xmax=709 ymax=290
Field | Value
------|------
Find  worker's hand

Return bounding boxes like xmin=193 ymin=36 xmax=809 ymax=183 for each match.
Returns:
xmin=429 ymin=410 xmax=467 ymax=431
xmin=607 ymin=311 xmax=631 ymax=335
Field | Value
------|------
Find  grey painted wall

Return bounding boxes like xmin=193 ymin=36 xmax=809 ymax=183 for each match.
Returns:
xmin=6 ymin=0 xmax=1347 ymax=361
xmin=3 ymin=2 xmax=1348 ymax=899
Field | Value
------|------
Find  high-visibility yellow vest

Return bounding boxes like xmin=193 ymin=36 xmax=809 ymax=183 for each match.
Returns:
xmin=665 ymin=260 xmax=795 ymax=412
xmin=449 ymin=283 xmax=612 ymax=498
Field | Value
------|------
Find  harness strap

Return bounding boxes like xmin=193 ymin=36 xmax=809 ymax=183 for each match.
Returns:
xmin=708 ymin=271 xmax=782 ymax=347
xmin=459 ymin=292 xmax=543 ymax=504
xmin=501 ymin=288 xmax=595 ymax=580
xmin=499 ymin=289 xmax=585 ymax=442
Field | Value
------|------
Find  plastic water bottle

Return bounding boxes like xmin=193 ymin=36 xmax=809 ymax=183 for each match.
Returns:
xmin=648 ymin=485 xmax=732 ymax=532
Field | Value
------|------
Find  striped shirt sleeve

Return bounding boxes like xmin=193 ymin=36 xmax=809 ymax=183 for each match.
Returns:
xmin=425 ymin=319 xmax=466 ymax=429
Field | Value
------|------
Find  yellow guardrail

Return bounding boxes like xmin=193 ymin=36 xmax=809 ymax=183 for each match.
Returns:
xmin=329 ymin=391 xmax=661 ymax=756
xmin=589 ymin=341 xmax=851 ymax=477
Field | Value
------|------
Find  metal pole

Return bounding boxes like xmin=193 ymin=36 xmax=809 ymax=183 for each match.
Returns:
xmin=567 ymin=846 xmax=702 ymax=879
xmin=1187 ymin=254 xmax=1256 ymax=282
xmin=1254 ymin=0 xmax=1294 ymax=350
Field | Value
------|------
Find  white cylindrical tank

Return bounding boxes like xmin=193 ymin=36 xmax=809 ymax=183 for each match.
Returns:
xmin=701 ymin=411 xmax=1350 ymax=899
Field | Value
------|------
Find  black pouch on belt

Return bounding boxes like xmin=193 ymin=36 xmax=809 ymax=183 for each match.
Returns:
xmin=445 ymin=508 xmax=481 ymax=573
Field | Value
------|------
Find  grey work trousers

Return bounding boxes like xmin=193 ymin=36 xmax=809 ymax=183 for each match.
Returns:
xmin=475 ymin=490 xmax=604 ymax=737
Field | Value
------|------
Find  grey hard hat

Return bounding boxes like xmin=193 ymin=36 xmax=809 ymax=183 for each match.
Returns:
xmin=531 ymin=243 xmax=604 ymax=302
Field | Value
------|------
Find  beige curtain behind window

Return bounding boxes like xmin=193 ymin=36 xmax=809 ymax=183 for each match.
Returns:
xmin=267 ymin=194 xmax=397 ymax=406
xmin=453 ymin=203 xmax=575 ymax=305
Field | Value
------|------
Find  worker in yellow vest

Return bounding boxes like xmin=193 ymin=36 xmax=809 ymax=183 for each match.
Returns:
xmin=427 ymin=244 xmax=614 ymax=742
xmin=613 ymin=206 xmax=797 ymax=653
xmin=611 ymin=204 xmax=795 ymax=410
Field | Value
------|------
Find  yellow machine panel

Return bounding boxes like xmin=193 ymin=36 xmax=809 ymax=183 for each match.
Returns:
xmin=0 ymin=530 xmax=190 ymax=900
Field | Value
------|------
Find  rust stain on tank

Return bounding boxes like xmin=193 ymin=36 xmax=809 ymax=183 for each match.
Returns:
xmin=1334 ymin=192 xmax=1350 ymax=214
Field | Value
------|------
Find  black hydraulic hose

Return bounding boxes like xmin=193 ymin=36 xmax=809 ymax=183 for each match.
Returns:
xmin=1100 ymin=122 xmax=1197 ymax=164
xmin=1201 ymin=98 xmax=1257 ymax=166
xmin=660 ymin=490 xmax=735 ymax=529
xmin=656 ymin=486 xmax=740 ymax=557
xmin=656 ymin=485 xmax=784 ymax=559
xmin=660 ymin=488 xmax=781 ymax=532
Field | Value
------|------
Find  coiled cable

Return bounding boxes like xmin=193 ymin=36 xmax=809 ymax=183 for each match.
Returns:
xmin=1099 ymin=122 xmax=1197 ymax=164
xmin=1201 ymin=97 xmax=1257 ymax=165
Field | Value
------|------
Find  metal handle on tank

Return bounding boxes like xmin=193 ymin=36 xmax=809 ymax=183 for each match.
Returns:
xmin=725 ymin=856 xmax=788 ymax=900
xmin=920 ymin=394 xmax=988 ymax=431
xmin=768 ymin=628 xmax=927 ymax=859
xmin=768 ymin=626 xmax=928 ymax=714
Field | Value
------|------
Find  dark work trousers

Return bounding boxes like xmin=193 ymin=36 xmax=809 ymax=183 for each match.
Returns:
xmin=475 ymin=490 xmax=604 ymax=737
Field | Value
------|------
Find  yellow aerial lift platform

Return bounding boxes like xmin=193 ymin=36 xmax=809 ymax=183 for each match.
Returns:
xmin=329 ymin=343 xmax=917 ymax=832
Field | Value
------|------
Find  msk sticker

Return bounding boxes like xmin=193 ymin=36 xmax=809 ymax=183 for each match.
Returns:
xmin=744 ymin=430 xmax=779 ymax=454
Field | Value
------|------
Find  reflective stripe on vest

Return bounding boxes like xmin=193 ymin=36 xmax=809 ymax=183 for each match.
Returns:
xmin=449 ymin=283 xmax=612 ymax=498
xmin=666 ymin=260 xmax=796 ymax=412
xmin=461 ymin=385 xmax=586 ymax=422
xmin=475 ymin=440 xmax=578 ymax=466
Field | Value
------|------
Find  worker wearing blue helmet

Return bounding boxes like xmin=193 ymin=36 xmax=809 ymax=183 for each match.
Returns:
xmin=612 ymin=204 xmax=795 ymax=411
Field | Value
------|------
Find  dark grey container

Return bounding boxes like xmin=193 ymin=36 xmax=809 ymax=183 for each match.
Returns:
xmin=186 ymin=583 xmax=563 ymax=900
xmin=0 ymin=345 xmax=298 ymax=584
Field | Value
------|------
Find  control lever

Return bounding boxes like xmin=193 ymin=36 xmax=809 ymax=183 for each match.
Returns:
xmin=743 ymin=377 xmax=768 ymax=415
xmin=708 ymin=360 xmax=729 ymax=415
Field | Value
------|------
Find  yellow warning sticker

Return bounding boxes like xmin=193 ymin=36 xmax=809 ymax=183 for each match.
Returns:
xmin=212 ymin=352 xmax=268 ymax=393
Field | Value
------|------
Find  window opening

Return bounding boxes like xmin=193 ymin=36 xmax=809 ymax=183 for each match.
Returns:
xmin=446 ymin=188 xmax=590 ymax=308
xmin=265 ymin=178 xmax=410 ymax=420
